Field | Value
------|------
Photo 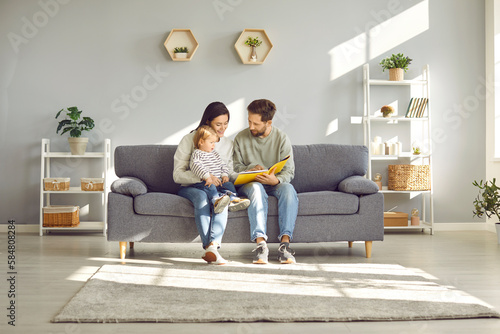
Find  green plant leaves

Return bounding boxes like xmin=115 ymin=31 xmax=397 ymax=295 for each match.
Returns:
xmin=69 ymin=128 xmax=82 ymax=137
xmin=245 ymin=36 xmax=262 ymax=47
xmin=174 ymin=47 xmax=188 ymax=53
xmin=379 ymin=53 xmax=412 ymax=72
xmin=472 ymin=178 xmax=500 ymax=221
xmin=55 ymin=106 xmax=95 ymax=137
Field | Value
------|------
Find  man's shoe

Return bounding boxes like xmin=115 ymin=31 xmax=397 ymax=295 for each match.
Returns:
xmin=277 ymin=242 xmax=296 ymax=264
xmin=252 ymin=241 xmax=269 ymax=264
xmin=202 ymin=244 xmax=227 ymax=265
xmin=213 ymin=194 xmax=230 ymax=214
xmin=228 ymin=197 xmax=251 ymax=212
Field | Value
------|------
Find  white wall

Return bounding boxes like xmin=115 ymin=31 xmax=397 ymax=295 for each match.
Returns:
xmin=485 ymin=0 xmax=500 ymax=231
xmin=0 ymin=0 xmax=487 ymax=225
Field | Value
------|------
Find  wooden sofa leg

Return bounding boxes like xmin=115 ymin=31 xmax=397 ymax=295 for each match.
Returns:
xmin=348 ymin=241 xmax=353 ymax=248
xmin=365 ymin=241 xmax=372 ymax=258
xmin=129 ymin=242 xmax=134 ymax=249
xmin=119 ymin=242 xmax=127 ymax=259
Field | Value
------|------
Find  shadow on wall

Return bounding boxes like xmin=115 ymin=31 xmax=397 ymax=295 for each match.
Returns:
xmin=329 ymin=0 xmax=429 ymax=81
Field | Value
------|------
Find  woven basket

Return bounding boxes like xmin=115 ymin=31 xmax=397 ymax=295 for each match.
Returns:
xmin=81 ymin=178 xmax=104 ymax=191
xmin=43 ymin=178 xmax=70 ymax=191
xmin=389 ymin=68 xmax=404 ymax=81
xmin=43 ymin=205 xmax=80 ymax=227
xmin=388 ymin=164 xmax=430 ymax=191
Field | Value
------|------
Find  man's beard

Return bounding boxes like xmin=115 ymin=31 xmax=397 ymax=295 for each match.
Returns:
xmin=251 ymin=128 xmax=266 ymax=137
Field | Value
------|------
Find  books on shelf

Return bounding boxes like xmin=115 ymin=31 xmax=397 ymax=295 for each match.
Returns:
xmin=405 ymin=98 xmax=428 ymax=118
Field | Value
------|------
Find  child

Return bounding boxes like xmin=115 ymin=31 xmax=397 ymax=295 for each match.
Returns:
xmin=190 ymin=125 xmax=250 ymax=213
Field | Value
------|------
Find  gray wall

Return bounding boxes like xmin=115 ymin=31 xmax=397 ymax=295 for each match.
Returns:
xmin=0 ymin=0 xmax=486 ymax=225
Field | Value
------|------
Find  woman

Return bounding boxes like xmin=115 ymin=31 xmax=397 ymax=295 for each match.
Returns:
xmin=173 ymin=101 xmax=245 ymax=265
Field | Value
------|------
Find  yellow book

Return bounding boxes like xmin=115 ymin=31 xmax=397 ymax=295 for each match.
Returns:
xmin=234 ymin=155 xmax=290 ymax=185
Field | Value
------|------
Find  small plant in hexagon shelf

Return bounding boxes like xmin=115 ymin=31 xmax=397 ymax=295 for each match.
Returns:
xmin=174 ymin=47 xmax=189 ymax=53
xmin=173 ymin=46 xmax=189 ymax=59
xmin=244 ymin=36 xmax=263 ymax=48
xmin=245 ymin=36 xmax=263 ymax=62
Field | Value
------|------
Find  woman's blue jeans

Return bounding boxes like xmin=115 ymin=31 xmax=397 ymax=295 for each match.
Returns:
xmin=178 ymin=186 xmax=228 ymax=249
xmin=238 ymin=182 xmax=298 ymax=242
xmin=190 ymin=181 xmax=238 ymax=204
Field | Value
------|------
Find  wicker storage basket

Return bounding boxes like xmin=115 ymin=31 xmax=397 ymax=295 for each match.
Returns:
xmin=81 ymin=178 xmax=104 ymax=191
xmin=43 ymin=205 xmax=80 ymax=227
xmin=388 ymin=164 xmax=431 ymax=191
xmin=43 ymin=178 xmax=70 ymax=191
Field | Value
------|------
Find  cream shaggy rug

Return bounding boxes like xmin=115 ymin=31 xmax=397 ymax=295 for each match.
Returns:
xmin=53 ymin=262 xmax=499 ymax=323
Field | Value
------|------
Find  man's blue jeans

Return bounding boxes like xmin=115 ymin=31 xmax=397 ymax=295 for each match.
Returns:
xmin=238 ymin=182 xmax=298 ymax=242
xmin=178 ymin=186 xmax=228 ymax=249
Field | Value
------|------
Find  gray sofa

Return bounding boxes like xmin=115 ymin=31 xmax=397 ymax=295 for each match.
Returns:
xmin=107 ymin=144 xmax=384 ymax=259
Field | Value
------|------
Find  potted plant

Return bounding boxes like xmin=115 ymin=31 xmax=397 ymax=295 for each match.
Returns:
xmin=173 ymin=47 xmax=189 ymax=59
xmin=411 ymin=141 xmax=421 ymax=155
xmin=379 ymin=53 xmax=412 ymax=81
xmin=473 ymin=178 xmax=500 ymax=243
xmin=245 ymin=36 xmax=263 ymax=62
xmin=56 ymin=106 xmax=95 ymax=155
xmin=381 ymin=105 xmax=394 ymax=118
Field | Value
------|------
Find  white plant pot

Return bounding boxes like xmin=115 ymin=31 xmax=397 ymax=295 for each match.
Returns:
xmin=496 ymin=223 xmax=500 ymax=244
xmin=68 ymin=137 xmax=88 ymax=155
xmin=175 ymin=53 xmax=188 ymax=59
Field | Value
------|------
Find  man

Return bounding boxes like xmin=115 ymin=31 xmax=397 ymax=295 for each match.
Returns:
xmin=233 ymin=99 xmax=299 ymax=264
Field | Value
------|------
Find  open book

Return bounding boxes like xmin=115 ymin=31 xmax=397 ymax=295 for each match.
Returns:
xmin=234 ymin=155 xmax=290 ymax=185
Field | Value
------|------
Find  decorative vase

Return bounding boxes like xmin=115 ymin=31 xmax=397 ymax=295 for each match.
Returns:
xmin=389 ymin=68 xmax=404 ymax=81
xmin=175 ymin=53 xmax=188 ymax=59
xmin=496 ymin=223 xmax=500 ymax=244
xmin=68 ymin=137 xmax=88 ymax=155
xmin=411 ymin=208 xmax=420 ymax=226
xmin=250 ymin=46 xmax=257 ymax=62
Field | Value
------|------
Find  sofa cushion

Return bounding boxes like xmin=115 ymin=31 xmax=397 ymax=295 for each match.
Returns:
xmin=134 ymin=192 xmax=194 ymax=217
xmin=338 ymin=176 xmax=379 ymax=195
xmin=114 ymin=145 xmax=180 ymax=194
xmin=229 ymin=191 xmax=359 ymax=218
xmin=291 ymin=144 xmax=368 ymax=193
xmin=111 ymin=177 xmax=148 ymax=197
xmin=297 ymin=191 xmax=359 ymax=215
xmin=134 ymin=191 xmax=359 ymax=218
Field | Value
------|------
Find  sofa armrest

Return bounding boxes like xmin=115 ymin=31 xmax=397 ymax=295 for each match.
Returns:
xmin=110 ymin=177 xmax=147 ymax=197
xmin=338 ymin=176 xmax=379 ymax=195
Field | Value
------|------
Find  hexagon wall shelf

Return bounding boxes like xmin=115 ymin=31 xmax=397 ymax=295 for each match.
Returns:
xmin=164 ymin=29 xmax=199 ymax=61
xmin=235 ymin=29 xmax=273 ymax=64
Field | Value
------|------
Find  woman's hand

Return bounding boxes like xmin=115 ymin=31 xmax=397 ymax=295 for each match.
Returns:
xmin=221 ymin=176 xmax=229 ymax=184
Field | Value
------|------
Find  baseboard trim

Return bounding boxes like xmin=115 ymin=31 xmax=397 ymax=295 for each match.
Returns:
xmin=0 ymin=224 xmax=39 ymax=233
xmin=434 ymin=222 xmax=497 ymax=233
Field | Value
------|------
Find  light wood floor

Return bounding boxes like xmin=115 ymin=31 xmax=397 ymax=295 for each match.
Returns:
xmin=1 ymin=230 xmax=500 ymax=334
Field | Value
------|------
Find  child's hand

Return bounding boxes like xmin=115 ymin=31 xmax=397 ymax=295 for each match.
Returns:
xmin=221 ymin=176 xmax=229 ymax=183
xmin=205 ymin=174 xmax=221 ymax=187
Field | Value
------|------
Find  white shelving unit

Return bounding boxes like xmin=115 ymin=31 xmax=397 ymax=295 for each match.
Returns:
xmin=363 ymin=64 xmax=434 ymax=234
xmin=39 ymin=138 xmax=111 ymax=236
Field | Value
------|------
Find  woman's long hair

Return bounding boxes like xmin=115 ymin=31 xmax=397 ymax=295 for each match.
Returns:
xmin=194 ymin=101 xmax=230 ymax=131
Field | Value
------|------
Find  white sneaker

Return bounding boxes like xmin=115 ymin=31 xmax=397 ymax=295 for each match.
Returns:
xmin=202 ymin=244 xmax=227 ymax=265
xmin=228 ymin=197 xmax=251 ymax=212
xmin=213 ymin=195 xmax=230 ymax=214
